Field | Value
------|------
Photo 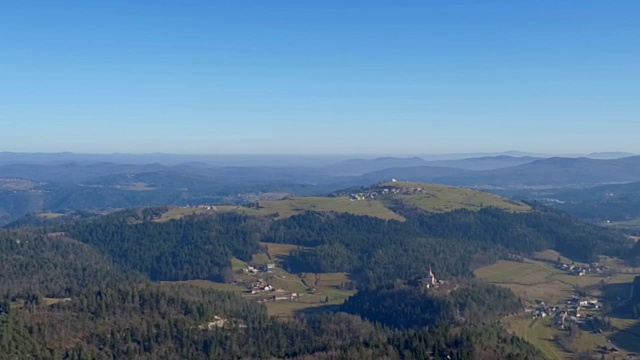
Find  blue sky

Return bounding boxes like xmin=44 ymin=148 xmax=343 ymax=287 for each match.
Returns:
xmin=1 ymin=1 xmax=638 ymax=155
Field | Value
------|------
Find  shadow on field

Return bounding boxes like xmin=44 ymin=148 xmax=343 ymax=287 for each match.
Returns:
xmin=610 ymin=320 xmax=640 ymax=354
xmin=601 ymin=282 xmax=632 ymax=303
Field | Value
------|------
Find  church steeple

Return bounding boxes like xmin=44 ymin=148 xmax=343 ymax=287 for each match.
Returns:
xmin=427 ymin=265 xmax=437 ymax=285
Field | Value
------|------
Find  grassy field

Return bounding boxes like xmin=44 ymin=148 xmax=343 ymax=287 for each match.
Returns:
xmin=255 ymin=197 xmax=405 ymax=221
xmin=475 ymin=257 xmax=640 ymax=303
xmin=264 ymin=271 xmax=354 ymax=317
xmin=475 ymin=260 xmax=557 ymax=284
xmin=379 ymin=182 xmax=531 ymax=213
xmin=37 ymin=212 xmax=65 ymax=219
xmin=505 ymin=316 xmax=571 ymax=360
xmin=231 ymin=257 xmax=248 ymax=271
xmin=475 ymin=259 xmax=578 ymax=303
xmin=261 ymin=242 xmax=306 ymax=258
xmin=157 ymin=199 xmax=404 ymax=222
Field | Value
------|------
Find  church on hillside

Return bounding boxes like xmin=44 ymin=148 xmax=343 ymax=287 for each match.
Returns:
xmin=422 ymin=266 xmax=439 ymax=288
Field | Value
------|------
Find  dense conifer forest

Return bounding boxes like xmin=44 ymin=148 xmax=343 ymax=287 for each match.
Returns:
xmin=0 ymin=204 xmax=633 ymax=359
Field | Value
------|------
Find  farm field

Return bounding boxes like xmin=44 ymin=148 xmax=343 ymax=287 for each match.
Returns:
xmin=505 ymin=316 xmax=570 ymax=360
xmin=167 ymin=241 xmax=355 ymax=318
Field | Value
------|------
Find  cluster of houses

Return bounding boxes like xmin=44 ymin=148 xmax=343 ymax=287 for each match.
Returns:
xmin=198 ymin=316 xmax=228 ymax=330
xmin=351 ymin=184 xmax=431 ymax=201
xmin=531 ymin=296 xmax=603 ymax=328
xmin=249 ymin=279 xmax=275 ymax=294
xmin=197 ymin=205 xmax=218 ymax=211
xmin=243 ymin=263 xmax=276 ymax=275
xmin=555 ymin=262 xmax=610 ymax=276
xmin=250 ymin=282 xmax=299 ymax=302
xmin=265 ymin=293 xmax=298 ymax=302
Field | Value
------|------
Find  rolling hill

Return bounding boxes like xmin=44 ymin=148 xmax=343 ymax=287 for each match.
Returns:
xmin=158 ymin=181 xmax=530 ymax=222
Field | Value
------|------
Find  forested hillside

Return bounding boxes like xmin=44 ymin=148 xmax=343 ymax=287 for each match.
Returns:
xmin=1 ymin=198 xmax=633 ymax=359
xmin=269 ymin=207 xmax=630 ymax=289
xmin=0 ymin=225 xmax=546 ymax=359
xmin=341 ymin=282 xmax=523 ymax=329
xmin=69 ymin=211 xmax=267 ymax=282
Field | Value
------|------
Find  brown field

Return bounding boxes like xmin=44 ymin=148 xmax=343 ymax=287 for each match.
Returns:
xmin=261 ymin=242 xmax=306 ymax=258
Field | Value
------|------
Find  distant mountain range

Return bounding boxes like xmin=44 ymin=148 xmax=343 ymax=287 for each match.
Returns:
xmin=0 ymin=151 xmax=635 ymax=166
xmin=2 ymin=154 xmax=640 ymax=188
xmin=3 ymin=152 xmax=640 ymax=225
xmin=437 ymin=156 xmax=640 ymax=187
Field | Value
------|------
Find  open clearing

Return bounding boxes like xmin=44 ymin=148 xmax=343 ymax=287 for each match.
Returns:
xmin=261 ymin=242 xmax=306 ymax=258
xmin=37 ymin=212 xmax=64 ymax=219
xmin=167 ymin=243 xmax=355 ymax=318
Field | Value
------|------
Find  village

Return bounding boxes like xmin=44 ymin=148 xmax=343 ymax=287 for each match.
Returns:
xmin=350 ymin=180 xmax=428 ymax=201
xmin=531 ymin=296 xmax=603 ymax=324
xmin=529 ymin=295 xmax=625 ymax=357
xmin=555 ymin=260 xmax=612 ymax=277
